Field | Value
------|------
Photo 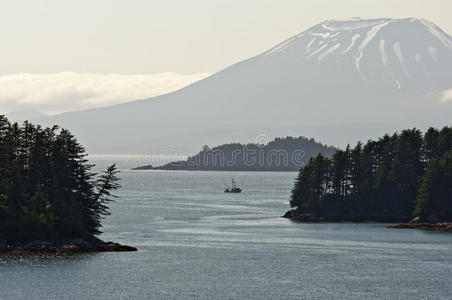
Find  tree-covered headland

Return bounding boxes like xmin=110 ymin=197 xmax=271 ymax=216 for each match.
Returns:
xmin=134 ymin=136 xmax=337 ymax=171
xmin=0 ymin=115 xmax=120 ymax=242
xmin=288 ymin=127 xmax=452 ymax=222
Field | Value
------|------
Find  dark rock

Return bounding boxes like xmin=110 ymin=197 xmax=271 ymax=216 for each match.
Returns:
xmin=387 ymin=222 xmax=452 ymax=232
xmin=23 ymin=240 xmax=58 ymax=252
xmin=410 ymin=216 xmax=421 ymax=224
xmin=0 ymin=238 xmax=137 ymax=254
xmin=282 ymin=210 xmax=297 ymax=218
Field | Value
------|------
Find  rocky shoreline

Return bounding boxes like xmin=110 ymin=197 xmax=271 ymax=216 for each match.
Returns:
xmin=0 ymin=237 xmax=137 ymax=254
xmin=282 ymin=210 xmax=404 ymax=222
xmin=283 ymin=210 xmax=452 ymax=233
xmin=387 ymin=222 xmax=452 ymax=232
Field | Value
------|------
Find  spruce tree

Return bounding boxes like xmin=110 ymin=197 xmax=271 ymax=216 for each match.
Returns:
xmin=414 ymin=149 xmax=452 ymax=221
xmin=288 ymin=127 xmax=452 ymax=222
xmin=0 ymin=115 xmax=120 ymax=241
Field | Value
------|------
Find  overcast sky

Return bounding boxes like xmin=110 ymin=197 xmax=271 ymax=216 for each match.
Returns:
xmin=2 ymin=0 xmax=452 ymax=74
xmin=1 ymin=0 xmax=451 ymax=114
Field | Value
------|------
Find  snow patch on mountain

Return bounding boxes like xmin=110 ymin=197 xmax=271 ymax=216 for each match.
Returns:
xmin=304 ymin=37 xmax=317 ymax=54
xmin=310 ymin=32 xmax=340 ymax=38
xmin=355 ymin=20 xmax=394 ymax=77
xmin=317 ymin=43 xmax=341 ymax=63
xmin=343 ymin=34 xmax=360 ymax=53
xmin=393 ymin=42 xmax=410 ymax=77
xmin=307 ymin=43 xmax=329 ymax=57
xmin=322 ymin=18 xmax=386 ymax=31
xmin=379 ymin=40 xmax=388 ymax=66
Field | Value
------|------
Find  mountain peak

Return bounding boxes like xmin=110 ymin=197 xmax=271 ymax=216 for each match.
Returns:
xmin=262 ymin=17 xmax=452 ymax=91
xmin=320 ymin=18 xmax=392 ymax=31
xmin=318 ymin=17 xmax=441 ymax=31
xmin=38 ymin=18 xmax=452 ymax=153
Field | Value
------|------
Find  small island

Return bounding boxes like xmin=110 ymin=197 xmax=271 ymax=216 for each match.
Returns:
xmin=0 ymin=115 xmax=136 ymax=253
xmin=284 ymin=127 xmax=452 ymax=232
xmin=133 ymin=136 xmax=336 ymax=171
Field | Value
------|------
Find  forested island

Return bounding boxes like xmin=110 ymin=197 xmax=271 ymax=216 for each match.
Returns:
xmin=285 ymin=127 xmax=452 ymax=232
xmin=133 ymin=136 xmax=336 ymax=171
xmin=0 ymin=115 xmax=136 ymax=253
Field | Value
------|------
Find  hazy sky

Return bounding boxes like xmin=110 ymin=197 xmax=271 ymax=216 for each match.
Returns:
xmin=1 ymin=0 xmax=452 ymax=115
xmin=1 ymin=0 xmax=451 ymax=75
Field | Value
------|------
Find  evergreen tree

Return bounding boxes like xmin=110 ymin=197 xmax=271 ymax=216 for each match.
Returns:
xmin=0 ymin=115 xmax=120 ymax=241
xmin=289 ymin=127 xmax=452 ymax=222
xmin=414 ymin=149 xmax=452 ymax=221
xmin=424 ymin=127 xmax=441 ymax=163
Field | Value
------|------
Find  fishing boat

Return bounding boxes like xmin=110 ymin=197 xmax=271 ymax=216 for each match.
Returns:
xmin=224 ymin=178 xmax=242 ymax=193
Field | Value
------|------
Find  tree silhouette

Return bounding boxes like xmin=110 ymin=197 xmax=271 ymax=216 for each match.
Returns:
xmin=289 ymin=127 xmax=452 ymax=222
xmin=0 ymin=115 xmax=120 ymax=241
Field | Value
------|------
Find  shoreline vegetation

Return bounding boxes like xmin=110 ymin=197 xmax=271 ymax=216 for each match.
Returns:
xmin=0 ymin=115 xmax=136 ymax=254
xmin=133 ymin=136 xmax=336 ymax=171
xmin=285 ymin=127 xmax=452 ymax=232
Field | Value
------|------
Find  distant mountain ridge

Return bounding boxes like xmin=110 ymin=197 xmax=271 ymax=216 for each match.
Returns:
xmin=133 ymin=136 xmax=337 ymax=171
xmin=36 ymin=18 xmax=452 ymax=154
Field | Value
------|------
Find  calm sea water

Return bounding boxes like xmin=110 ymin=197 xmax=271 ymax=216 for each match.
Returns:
xmin=1 ymin=158 xmax=452 ymax=299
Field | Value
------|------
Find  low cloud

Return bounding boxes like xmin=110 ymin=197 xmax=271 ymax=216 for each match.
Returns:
xmin=0 ymin=72 xmax=210 ymax=115
xmin=439 ymin=88 xmax=452 ymax=103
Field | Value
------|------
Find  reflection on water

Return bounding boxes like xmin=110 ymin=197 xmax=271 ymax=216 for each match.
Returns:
xmin=1 ymin=166 xmax=452 ymax=299
xmin=0 ymin=252 xmax=99 ymax=267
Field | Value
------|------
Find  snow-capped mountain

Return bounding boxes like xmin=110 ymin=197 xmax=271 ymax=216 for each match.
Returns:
xmin=38 ymin=18 xmax=452 ymax=154
xmin=261 ymin=17 xmax=452 ymax=94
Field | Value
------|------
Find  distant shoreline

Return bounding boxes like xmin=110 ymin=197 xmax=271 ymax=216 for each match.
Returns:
xmin=132 ymin=165 xmax=300 ymax=172
xmin=132 ymin=136 xmax=336 ymax=172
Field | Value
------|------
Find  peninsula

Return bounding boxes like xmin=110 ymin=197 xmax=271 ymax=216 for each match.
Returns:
xmin=284 ymin=127 xmax=452 ymax=232
xmin=133 ymin=136 xmax=336 ymax=171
